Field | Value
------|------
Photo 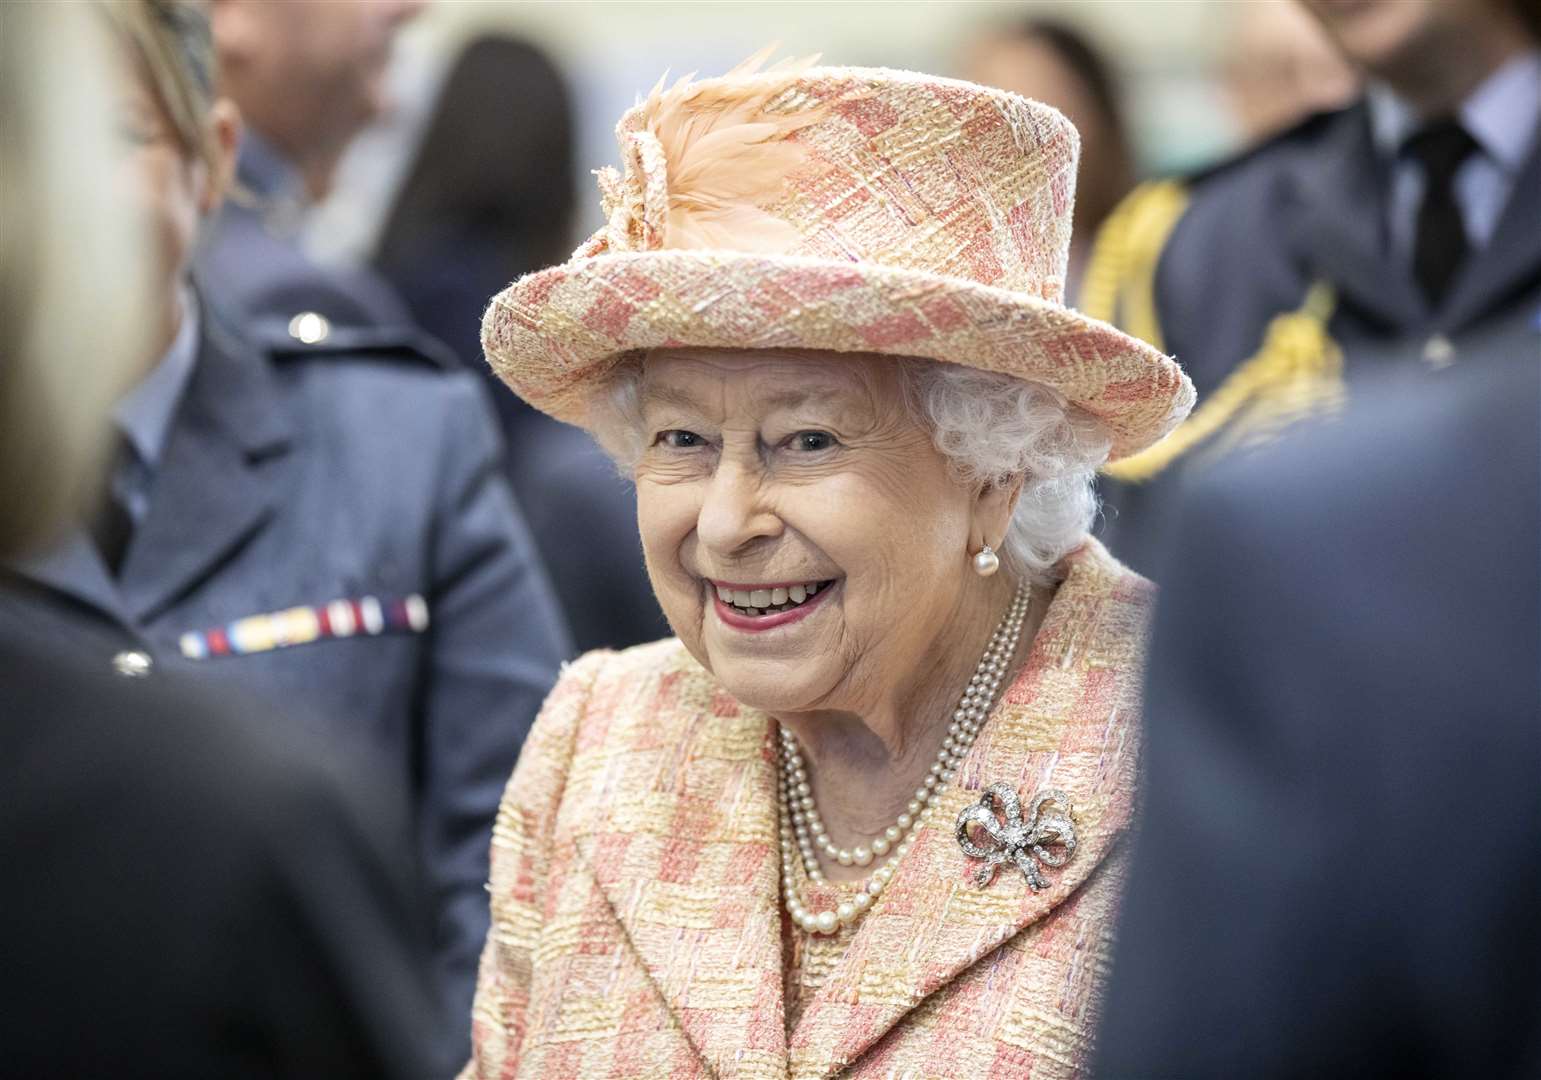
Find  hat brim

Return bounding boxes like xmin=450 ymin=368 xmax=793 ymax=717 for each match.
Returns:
xmin=482 ymin=249 xmax=1194 ymax=461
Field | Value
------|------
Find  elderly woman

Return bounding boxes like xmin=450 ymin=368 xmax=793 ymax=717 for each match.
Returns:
xmin=465 ymin=54 xmax=1193 ymax=1079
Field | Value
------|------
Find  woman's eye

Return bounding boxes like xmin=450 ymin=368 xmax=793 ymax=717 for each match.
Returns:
xmin=789 ymin=431 xmax=837 ymax=452
xmin=655 ymin=429 xmax=706 ymax=449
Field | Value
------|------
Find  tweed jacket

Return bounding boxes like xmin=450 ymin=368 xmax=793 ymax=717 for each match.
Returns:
xmin=463 ymin=540 xmax=1152 ymax=1079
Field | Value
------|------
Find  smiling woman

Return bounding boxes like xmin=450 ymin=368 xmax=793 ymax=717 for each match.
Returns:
xmin=462 ymin=52 xmax=1193 ymax=1080
xmin=595 ymin=346 xmax=1112 ymax=581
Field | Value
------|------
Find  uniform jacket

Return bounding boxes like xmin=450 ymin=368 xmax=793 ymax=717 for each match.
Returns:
xmin=1094 ymin=101 xmax=1541 ymax=575
xmin=1 ymin=631 xmax=448 ymax=1079
xmin=197 ymin=131 xmax=413 ymax=329
xmin=377 ymin=231 xmax=671 ymax=654
xmin=463 ymin=540 xmax=1152 ymax=1080
xmin=1097 ymin=355 xmax=1541 ymax=1078
xmin=1 ymin=303 xmax=572 ymax=1063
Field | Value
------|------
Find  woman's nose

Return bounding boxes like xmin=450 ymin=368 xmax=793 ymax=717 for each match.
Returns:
xmin=696 ymin=460 xmax=783 ymax=556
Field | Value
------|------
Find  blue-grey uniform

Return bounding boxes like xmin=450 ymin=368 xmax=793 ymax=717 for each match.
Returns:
xmin=203 ymin=127 xmax=672 ymax=657
xmin=1096 ymin=319 xmax=1541 ymax=1080
xmin=1085 ymin=52 xmax=1541 ymax=577
xmin=1 ymin=297 xmax=572 ymax=1070
xmin=198 ymin=128 xmax=413 ymax=329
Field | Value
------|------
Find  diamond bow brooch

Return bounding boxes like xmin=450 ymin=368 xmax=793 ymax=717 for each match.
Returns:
xmin=955 ymin=783 xmax=1077 ymax=889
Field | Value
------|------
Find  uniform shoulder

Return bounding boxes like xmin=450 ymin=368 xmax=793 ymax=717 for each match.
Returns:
xmin=1181 ymin=104 xmax=1355 ymax=197
xmin=247 ymin=312 xmax=461 ymax=372
xmin=1080 ymin=108 xmax=1353 ymax=346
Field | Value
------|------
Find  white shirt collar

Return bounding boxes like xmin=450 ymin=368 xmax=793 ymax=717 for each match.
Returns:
xmin=113 ymin=289 xmax=200 ymax=470
xmin=1367 ymin=49 xmax=1541 ymax=172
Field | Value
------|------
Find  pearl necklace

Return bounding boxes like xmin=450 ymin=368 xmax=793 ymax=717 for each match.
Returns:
xmin=776 ymin=584 xmax=1029 ymax=935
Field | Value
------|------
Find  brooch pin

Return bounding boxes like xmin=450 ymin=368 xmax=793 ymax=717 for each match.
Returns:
xmin=955 ymin=783 xmax=1076 ymax=889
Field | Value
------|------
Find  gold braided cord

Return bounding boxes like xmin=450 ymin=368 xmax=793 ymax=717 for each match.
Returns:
xmin=1103 ymin=282 xmax=1345 ymax=483
xmin=1079 ymin=179 xmax=1190 ymax=350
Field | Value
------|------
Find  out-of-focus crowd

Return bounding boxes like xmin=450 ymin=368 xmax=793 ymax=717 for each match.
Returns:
xmin=2 ymin=1 xmax=1536 ymax=1077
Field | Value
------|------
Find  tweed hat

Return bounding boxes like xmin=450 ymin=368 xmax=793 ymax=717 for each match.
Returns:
xmin=482 ymin=53 xmax=1194 ymax=460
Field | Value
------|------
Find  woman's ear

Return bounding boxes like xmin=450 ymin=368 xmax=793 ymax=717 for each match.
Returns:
xmin=969 ymin=474 xmax=1026 ymax=552
xmin=198 ymin=97 xmax=242 ymax=215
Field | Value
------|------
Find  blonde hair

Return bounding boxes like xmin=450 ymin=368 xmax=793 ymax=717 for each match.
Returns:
xmin=0 ymin=2 xmax=151 ymax=556
xmin=96 ymin=0 xmax=221 ymax=173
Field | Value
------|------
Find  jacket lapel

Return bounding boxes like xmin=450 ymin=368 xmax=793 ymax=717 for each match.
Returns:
xmin=1441 ymin=128 xmax=1541 ymax=330
xmin=576 ymin=649 xmax=789 ymax=1079
xmin=1287 ymin=105 xmax=1427 ymax=332
xmin=9 ymin=530 xmax=134 ymax=629
xmin=788 ymin=541 xmax=1152 ymax=1078
xmin=119 ymin=310 xmax=292 ymax=624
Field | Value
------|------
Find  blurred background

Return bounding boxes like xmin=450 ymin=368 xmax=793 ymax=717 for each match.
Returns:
xmin=310 ymin=0 xmax=1357 ymax=276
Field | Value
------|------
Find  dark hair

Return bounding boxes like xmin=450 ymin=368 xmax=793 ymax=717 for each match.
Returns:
xmin=375 ymin=35 xmax=576 ymax=280
xmin=1511 ymin=0 xmax=1541 ymax=42
xmin=984 ymin=16 xmax=1134 ymax=233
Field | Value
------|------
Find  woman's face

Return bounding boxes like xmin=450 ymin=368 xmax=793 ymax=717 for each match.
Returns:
xmin=635 ymin=348 xmax=998 ymax=718
xmin=106 ymin=47 xmax=236 ymax=356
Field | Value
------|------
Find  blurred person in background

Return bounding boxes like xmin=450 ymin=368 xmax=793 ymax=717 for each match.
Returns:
xmin=1096 ymin=352 xmax=1541 ymax=1078
xmin=1221 ymin=0 xmax=1358 ymax=145
xmin=963 ymin=16 xmax=1136 ymax=300
xmin=0 ymin=2 xmax=444 ymax=1075
xmin=375 ymin=35 xmax=669 ymax=652
xmin=0 ymin=2 xmax=570 ymax=1069
xmin=1082 ymin=0 xmax=1540 ymax=577
xmin=198 ymin=0 xmax=428 ymax=327
xmin=376 ymin=35 xmax=576 ymax=373
xmin=461 ymin=54 xmax=1193 ymax=1078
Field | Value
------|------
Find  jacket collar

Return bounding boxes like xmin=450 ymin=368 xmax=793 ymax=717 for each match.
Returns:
xmin=1286 ymin=100 xmax=1541 ymax=334
xmin=234 ymin=128 xmax=308 ymax=236
xmin=1285 ymin=104 xmax=1426 ymax=332
xmin=579 ymin=540 xmax=1150 ymax=1078
xmin=1441 ymin=120 xmax=1541 ymax=329
xmin=116 ymin=302 xmax=293 ymax=623
xmin=7 ymin=299 xmax=293 ymax=630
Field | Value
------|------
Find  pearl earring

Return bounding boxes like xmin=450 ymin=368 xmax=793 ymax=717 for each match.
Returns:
xmin=972 ymin=544 xmax=1000 ymax=577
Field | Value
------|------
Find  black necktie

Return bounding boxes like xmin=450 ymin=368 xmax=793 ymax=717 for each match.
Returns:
xmin=1403 ymin=117 xmax=1477 ymax=308
xmin=88 ymin=439 xmax=135 ymax=577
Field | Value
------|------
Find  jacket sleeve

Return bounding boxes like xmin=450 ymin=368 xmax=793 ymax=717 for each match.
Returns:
xmin=421 ymin=373 xmax=574 ymax=1062
xmin=459 ymin=650 xmax=606 ymax=1079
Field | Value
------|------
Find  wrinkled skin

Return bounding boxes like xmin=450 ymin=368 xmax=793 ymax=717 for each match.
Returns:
xmin=633 ymin=348 xmax=1024 ymax=785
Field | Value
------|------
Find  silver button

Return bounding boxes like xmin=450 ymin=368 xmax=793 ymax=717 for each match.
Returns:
xmin=1422 ymin=334 xmax=1456 ymax=368
xmin=111 ymin=650 xmax=153 ymax=678
xmin=287 ymin=311 xmax=331 ymax=344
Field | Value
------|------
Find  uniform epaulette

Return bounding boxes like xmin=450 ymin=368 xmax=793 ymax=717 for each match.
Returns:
xmin=1102 ymin=282 xmax=1344 ymax=483
xmin=1080 ymin=109 xmax=1350 ymax=353
xmin=253 ymin=311 xmax=461 ymax=371
xmin=1084 ymin=107 xmax=1357 ymax=485
xmin=1179 ymin=106 xmax=1348 ymax=192
xmin=1080 ymin=178 xmax=1190 ymax=350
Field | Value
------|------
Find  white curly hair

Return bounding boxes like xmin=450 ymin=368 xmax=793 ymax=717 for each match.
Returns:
xmin=590 ymin=352 xmax=1112 ymax=584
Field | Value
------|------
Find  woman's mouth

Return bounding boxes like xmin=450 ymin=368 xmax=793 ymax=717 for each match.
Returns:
xmin=710 ymin=578 xmax=837 ymax=631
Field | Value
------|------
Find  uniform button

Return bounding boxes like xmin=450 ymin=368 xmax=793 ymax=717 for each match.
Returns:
xmin=1422 ymin=334 xmax=1455 ymax=368
xmin=111 ymin=650 xmax=153 ymax=678
xmin=287 ymin=311 xmax=331 ymax=344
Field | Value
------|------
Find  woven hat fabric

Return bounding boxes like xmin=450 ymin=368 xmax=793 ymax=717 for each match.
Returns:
xmin=482 ymin=64 xmax=1194 ymax=461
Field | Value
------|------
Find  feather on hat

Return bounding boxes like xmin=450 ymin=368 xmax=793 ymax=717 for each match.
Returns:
xmin=486 ymin=54 xmax=1194 ymax=461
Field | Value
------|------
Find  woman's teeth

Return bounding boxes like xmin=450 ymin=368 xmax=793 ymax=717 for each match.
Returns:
xmin=716 ymin=581 xmax=826 ymax=616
